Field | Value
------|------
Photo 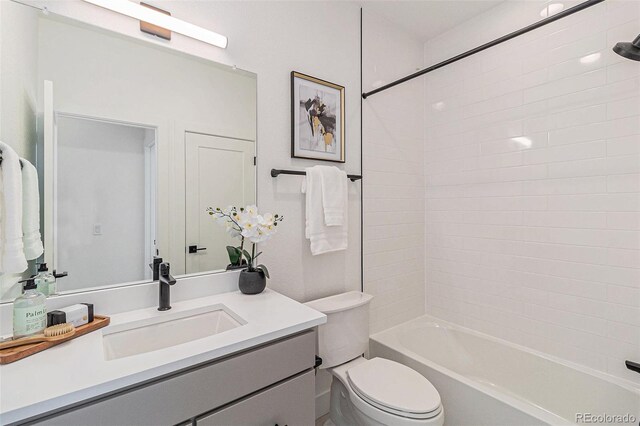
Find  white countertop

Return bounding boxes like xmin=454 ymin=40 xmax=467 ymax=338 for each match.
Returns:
xmin=0 ymin=289 xmax=326 ymax=425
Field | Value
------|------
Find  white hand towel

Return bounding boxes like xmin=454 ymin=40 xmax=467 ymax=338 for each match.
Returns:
xmin=0 ymin=142 xmax=27 ymax=273
xmin=319 ymin=166 xmax=347 ymax=226
xmin=302 ymin=166 xmax=348 ymax=255
xmin=20 ymin=158 xmax=44 ymax=260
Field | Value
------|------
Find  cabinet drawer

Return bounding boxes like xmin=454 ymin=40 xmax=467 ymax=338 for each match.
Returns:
xmin=196 ymin=371 xmax=314 ymax=426
xmin=33 ymin=330 xmax=315 ymax=426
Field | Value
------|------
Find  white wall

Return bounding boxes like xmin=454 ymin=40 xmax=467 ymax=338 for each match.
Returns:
xmin=56 ymin=117 xmax=147 ymax=290
xmin=424 ymin=0 xmax=640 ymax=384
xmin=0 ymin=0 xmax=39 ymax=296
xmin=0 ymin=0 xmax=38 ymax=162
xmin=362 ymin=9 xmax=426 ymax=334
xmin=32 ymin=0 xmax=363 ymax=304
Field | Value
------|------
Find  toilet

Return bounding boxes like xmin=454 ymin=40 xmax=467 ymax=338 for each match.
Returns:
xmin=306 ymin=292 xmax=444 ymax=426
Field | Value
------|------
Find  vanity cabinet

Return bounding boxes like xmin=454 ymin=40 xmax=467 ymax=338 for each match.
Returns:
xmin=29 ymin=330 xmax=316 ymax=426
xmin=195 ymin=370 xmax=314 ymax=426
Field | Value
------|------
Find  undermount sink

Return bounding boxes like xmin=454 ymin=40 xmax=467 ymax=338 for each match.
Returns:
xmin=103 ymin=305 xmax=244 ymax=360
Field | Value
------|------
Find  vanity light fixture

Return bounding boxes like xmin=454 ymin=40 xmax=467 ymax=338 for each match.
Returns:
xmin=81 ymin=0 xmax=228 ymax=49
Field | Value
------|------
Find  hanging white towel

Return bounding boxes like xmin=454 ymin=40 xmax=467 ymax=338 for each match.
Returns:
xmin=0 ymin=141 xmax=27 ymax=273
xmin=302 ymin=166 xmax=348 ymax=255
xmin=319 ymin=166 xmax=348 ymax=226
xmin=20 ymin=158 xmax=43 ymax=261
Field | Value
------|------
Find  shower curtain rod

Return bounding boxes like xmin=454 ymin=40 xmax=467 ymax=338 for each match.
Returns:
xmin=361 ymin=0 xmax=605 ymax=99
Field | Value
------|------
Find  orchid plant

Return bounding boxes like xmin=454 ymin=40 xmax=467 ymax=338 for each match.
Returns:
xmin=206 ymin=205 xmax=283 ymax=278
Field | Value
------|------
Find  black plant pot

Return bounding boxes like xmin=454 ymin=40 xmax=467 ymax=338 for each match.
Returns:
xmin=238 ymin=270 xmax=266 ymax=295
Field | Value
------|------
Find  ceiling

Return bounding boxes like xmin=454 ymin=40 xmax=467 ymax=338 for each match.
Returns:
xmin=365 ymin=0 xmax=504 ymax=42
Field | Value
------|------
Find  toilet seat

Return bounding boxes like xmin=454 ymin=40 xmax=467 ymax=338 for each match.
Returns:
xmin=346 ymin=357 xmax=442 ymax=420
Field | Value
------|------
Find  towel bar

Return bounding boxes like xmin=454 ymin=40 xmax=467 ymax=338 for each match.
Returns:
xmin=271 ymin=169 xmax=362 ymax=182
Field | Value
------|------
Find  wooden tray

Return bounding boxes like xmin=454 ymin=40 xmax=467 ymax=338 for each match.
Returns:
xmin=0 ymin=315 xmax=110 ymax=365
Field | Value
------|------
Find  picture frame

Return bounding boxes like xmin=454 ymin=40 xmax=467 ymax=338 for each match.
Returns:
xmin=291 ymin=71 xmax=345 ymax=163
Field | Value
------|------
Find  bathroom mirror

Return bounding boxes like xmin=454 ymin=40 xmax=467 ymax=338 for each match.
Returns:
xmin=0 ymin=1 xmax=257 ymax=302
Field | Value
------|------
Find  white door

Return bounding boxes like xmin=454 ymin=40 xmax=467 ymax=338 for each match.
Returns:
xmin=185 ymin=132 xmax=255 ymax=274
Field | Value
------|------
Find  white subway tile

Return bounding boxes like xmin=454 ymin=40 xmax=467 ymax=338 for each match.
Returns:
xmin=480 ymin=133 xmax=548 ymax=154
xmin=522 ymin=140 xmax=606 ymax=165
xmin=547 ymin=193 xmax=639 ymax=211
xmin=554 ymin=103 xmax=608 ymax=130
xmin=523 ymin=211 xmax=607 ymax=228
xmin=607 ymin=212 xmax=640 ymax=230
xmin=547 ymin=158 xmax=606 ymax=178
xmin=421 ymin=0 xmax=639 ymax=384
xmin=524 ymin=69 xmax=606 ymax=104
xmin=548 ymin=53 xmax=606 ymax=81
xmin=607 ymin=174 xmax=640 ymax=192
xmin=607 ymin=248 xmax=640 ymax=269
xmin=605 ymin=303 xmax=640 ymax=327
xmin=606 ymin=155 xmax=640 ymax=175
xmin=548 ymin=122 xmax=607 ymax=146
xmin=607 ymin=96 xmax=640 ymax=120
xmin=607 ymin=135 xmax=640 ymax=156
xmin=547 ymin=32 xmax=606 ymax=65
xmin=522 ymin=176 xmax=607 ymax=195
xmin=608 ymin=285 xmax=640 ymax=307
xmin=521 ymin=242 xmax=608 ymax=265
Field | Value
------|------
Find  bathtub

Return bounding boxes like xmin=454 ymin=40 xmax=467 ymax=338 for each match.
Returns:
xmin=370 ymin=315 xmax=640 ymax=426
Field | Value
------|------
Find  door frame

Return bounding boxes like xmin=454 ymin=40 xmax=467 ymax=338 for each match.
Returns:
xmin=171 ymin=121 xmax=256 ymax=276
xmin=42 ymin=101 xmax=169 ymax=276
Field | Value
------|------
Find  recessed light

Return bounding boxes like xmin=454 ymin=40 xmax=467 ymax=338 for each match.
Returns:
xmin=432 ymin=101 xmax=445 ymax=111
xmin=511 ymin=136 xmax=532 ymax=148
xmin=579 ymin=52 xmax=601 ymax=64
xmin=540 ymin=3 xmax=564 ymax=18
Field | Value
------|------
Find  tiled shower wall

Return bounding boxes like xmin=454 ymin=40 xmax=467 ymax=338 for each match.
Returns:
xmin=424 ymin=0 xmax=640 ymax=383
xmin=363 ymin=10 xmax=426 ymax=334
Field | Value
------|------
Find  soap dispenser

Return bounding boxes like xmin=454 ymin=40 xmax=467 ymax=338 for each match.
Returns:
xmin=13 ymin=277 xmax=47 ymax=338
xmin=34 ymin=263 xmax=55 ymax=296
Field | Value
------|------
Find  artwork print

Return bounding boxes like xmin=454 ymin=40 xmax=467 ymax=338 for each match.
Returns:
xmin=291 ymin=72 xmax=345 ymax=162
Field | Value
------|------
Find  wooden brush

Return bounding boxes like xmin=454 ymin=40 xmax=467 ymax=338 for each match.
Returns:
xmin=0 ymin=323 xmax=76 ymax=350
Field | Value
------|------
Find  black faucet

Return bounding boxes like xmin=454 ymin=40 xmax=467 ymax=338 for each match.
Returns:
xmin=150 ymin=256 xmax=162 ymax=281
xmin=149 ymin=257 xmax=176 ymax=311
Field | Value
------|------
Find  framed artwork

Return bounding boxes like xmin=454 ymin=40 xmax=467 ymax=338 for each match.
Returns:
xmin=291 ymin=71 xmax=345 ymax=163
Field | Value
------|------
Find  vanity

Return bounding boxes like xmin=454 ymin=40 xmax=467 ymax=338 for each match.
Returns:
xmin=0 ymin=272 xmax=326 ymax=425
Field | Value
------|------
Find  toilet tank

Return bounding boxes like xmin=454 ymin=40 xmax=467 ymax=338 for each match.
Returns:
xmin=305 ymin=291 xmax=373 ymax=369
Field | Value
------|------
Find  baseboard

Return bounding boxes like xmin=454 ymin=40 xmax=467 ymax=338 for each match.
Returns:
xmin=315 ymin=388 xmax=331 ymax=419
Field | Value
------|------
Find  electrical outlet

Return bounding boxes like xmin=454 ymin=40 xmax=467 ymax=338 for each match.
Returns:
xmin=93 ymin=224 xmax=102 ymax=235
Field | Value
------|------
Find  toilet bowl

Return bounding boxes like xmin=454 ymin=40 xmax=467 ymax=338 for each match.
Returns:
xmin=327 ymin=357 xmax=444 ymax=426
xmin=305 ymin=292 xmax=444 ymax=426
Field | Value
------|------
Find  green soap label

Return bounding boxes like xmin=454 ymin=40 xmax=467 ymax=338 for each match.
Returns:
xmin=13 ymin=305 xmax=47 ymax=336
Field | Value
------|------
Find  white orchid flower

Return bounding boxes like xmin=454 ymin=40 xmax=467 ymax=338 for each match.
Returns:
xmin=245 ymin=205 xmax=259 ymax=216
xmin=208 ymin=204 xmax=283 ymax=268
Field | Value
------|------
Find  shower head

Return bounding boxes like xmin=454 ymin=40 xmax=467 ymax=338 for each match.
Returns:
xmin=613 ymin=34 xmax=640 ymax=61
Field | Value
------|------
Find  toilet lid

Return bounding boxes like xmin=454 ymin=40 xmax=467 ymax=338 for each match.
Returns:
xmin=347 ymin=358 xmax=441 ymax=416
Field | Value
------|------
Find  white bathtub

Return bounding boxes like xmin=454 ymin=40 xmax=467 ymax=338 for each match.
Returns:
xmin=370 ymin=315 xmax=640 ymax=426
